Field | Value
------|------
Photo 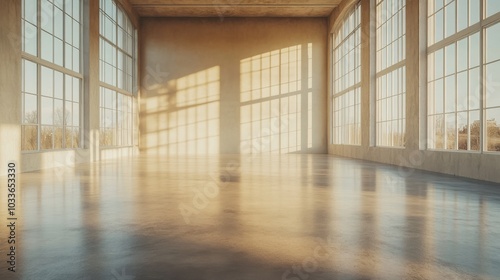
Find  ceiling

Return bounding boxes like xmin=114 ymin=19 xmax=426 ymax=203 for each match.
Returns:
xmin=128 ymin=0 xmax=342 ymax=17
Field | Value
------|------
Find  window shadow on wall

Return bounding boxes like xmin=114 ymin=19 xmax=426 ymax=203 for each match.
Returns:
xmin=139 ymin=19 xmax=326 ymax=155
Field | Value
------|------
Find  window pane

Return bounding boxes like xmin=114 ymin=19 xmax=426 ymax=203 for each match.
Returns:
xmin=65 ymin=43 xmax=73 ymax=69
xmin=444 ymin=1 xmax=456 ymax=38
xmin=486 ymin=22 xmax=500 ymax=64
xmin=469 ymin=68 xmax=480 ymax=110
xmin=73 ymin=19 xmax=80 ymax=48
xmin=65 ymin=74 xmax=73 ymax=102
xmin=73 ymin=77 xmax=80 ymax=102
xmin=65 ymin=0 xmax=73 ymax=18
xmin=457 ymin=72 xmax=468 ymax=111
xmin=469 ymin=33 xmax=480 ymax=68
xmin=445 ymin=43 xmax=455 ymax=76
xmin=445 ymin=75 xmax=456 ymax=113
xmin=446 ymin=113 xmax=456 ymax=149
xmin=73 ymin=0 xmax=80 ymax=21
xmin=54 ymin=127 xmax=63 ymax=149
xmin=435 ymin=49 xmax=444 ymax=79
xmin=118 ymin=27 xmax=125 ymax=50
xmin=24 ymin=0 xmax=37 ymax=25
xmin=54 ymin=7 xmax=64 ymax=39
xmin=486 ymin=108 xmax=500 ymax=151
xmin=41 ymin=0 xmax=53 ymax=33
xmin=24 ymin=93 xmax=37 ymax=124
xmin=457 ymin=112 xmax=468 ymax=150
xmin=41 ymin=97 xmax=53 ymax=125
xmin=41 ymin=67 xmax=53 ymax=97
xmin=435 ymin=115 xmax=445 ymax=149
xmin=23 ymin=21 xmax=37 ymax=56
xmin=435 ymin=79 xmax=444 ymax=114
xmin=435 ymin=10 xmax=444 ymax=42
xmin=470 ymin=110 xmax=480 ymax=151
xmin=65 ymin=127 xmax=73 ymax=148
xmin=41 ymin=31 xmax=53 ymax=63
xmin=23 ymin=60 xmax=37 ymax=94
xmin=54 ymin=99 xmax=63 ymax=125
xmin=65 ymin=101 xmax=73 ymax=126
xmin=73 ymin=47 xmax=80 ymax=72
xmin=22 ymin=125 xmax=38 ymax=151
xmin=73 ymin=102 xmax=80 ymax=126
xmin=428 ymin=82 xmax=435 ymax=114
xmin=457 ymin=0 xmax=468 ymax=31
xmin=469 ymin=0 xmax=479 ymax=25
xmin=54 ymin=0 xmax=63 ymax=9
xmin=486 ymin=60 xmax=500 ymax=108
xmin=486 ymin=0 xmax=500 ymax=18
xmin=54 ymin=38 xmax=64 ymax=66
xmin=65 ymin=14 xmax=73 ymax=45
xmin=41 ymin=126 xmax=53 ymax=150
xmin=456 ymin=37 xmax=468 ymax=72
xmin=73 ymin=127 xmax=80 ymax=148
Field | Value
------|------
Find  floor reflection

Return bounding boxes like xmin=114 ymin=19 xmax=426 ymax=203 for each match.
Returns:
xmin=0 ymin=155 xmax=499 ymax=279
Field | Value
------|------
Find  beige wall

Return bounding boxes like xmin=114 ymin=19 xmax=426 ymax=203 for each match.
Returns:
xmin=140 ymin=17 xmax=328 ymax=155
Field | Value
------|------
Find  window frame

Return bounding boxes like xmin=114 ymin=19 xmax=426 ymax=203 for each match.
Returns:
xmin=21 ymin=0 xmax=83 ymax=152
xmin=375 ymin=0 xmax=407 ymax=148
xmin=331 ymin=1 xmax=362 ymax=146
xmin=98 ymin=0 xmax=137 ymax=148
xmin=426 ymin=0 xmax=500 ymax=153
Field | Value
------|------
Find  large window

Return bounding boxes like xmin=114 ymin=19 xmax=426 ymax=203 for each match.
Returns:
xmin=427 ymin=0 xmax=500 ymax=151
xmin=375 ymin=0 xmax=406 ymax=147
xmin=99 ymin=0 xmax=136 ymax=147
xmin=21 ymin=0 xmax=82 ymax=151
xmin=332 ymin=2 xmax=361 ymax=145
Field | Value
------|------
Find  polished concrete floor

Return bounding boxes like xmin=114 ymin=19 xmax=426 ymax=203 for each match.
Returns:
xmin=0 ymin=154 xmax=499 ymax=280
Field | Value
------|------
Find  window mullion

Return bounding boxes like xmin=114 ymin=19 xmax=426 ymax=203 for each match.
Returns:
xmin=37 ymin=0 xmax=41 ymax=151
xmin=62 ymin=0 xmax=66 ymax=148
xmin=480 ymin=0 xmax=485 ymax=153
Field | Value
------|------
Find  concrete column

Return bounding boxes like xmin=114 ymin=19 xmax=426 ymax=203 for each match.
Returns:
xmin=405 ymin=0 xmax=421 ymax=151
xmin=83 ymin=0 xmax=101 ymax=162
xmin=0 ymin=0 xmax=22 ymax=175
xmin=360 ymin=0 xmax=373 ymax=147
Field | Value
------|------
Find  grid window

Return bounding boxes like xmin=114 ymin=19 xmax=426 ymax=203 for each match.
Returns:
xmin=21 ymin=0 xmax=82 ymax=151
xmin=99 ymin=0 xmax=136 ymax=147
xmin=427 ymin=0 xmax=500 ymax=152
xmin=332 ymin=2 xmax=361 ymax=145
xmin=376 ymin=0 xmax=406 ymax=147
